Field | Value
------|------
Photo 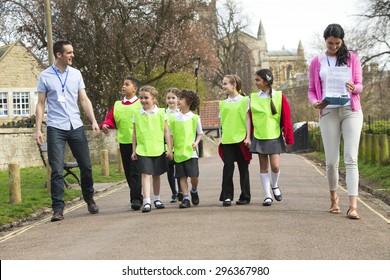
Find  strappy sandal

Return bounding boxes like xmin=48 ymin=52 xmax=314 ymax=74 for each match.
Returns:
xmin=154 ymin=200 xmax=165 ymax=209
xmin=330 ymin=196 xmax=341 ymax=214
xmin=347 ymin=207 xmax=361 ymax=220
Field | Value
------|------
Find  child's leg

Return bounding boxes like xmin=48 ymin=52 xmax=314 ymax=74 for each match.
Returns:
xmin=190 ymin=176 xmax=200 ymax=205
xmin=141 ymin=173 xmax=152 ymax=212
xmin=167 ymin=160 xmax=177 ymax=195
xmin=258 ymin=155 xmax=272 ymax=204
xmin=180 ymin=177 xmax=188 ymax=196
xmin=269 ymin=154 xmax=282 ymax=197
xmin=152 ymin=175 xmax=165 ymax=208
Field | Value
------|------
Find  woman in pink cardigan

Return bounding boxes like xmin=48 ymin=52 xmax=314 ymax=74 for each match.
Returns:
xmin=308 ymin=23 xmax=363 ymax=220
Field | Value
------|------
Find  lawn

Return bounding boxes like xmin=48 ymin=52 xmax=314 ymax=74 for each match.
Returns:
xmin=0 ymin=164 xmax=124 ymax=226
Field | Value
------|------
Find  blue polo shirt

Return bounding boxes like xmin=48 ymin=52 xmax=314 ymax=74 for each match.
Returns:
xmin=37 ymin=64 xmax=85 ymax=130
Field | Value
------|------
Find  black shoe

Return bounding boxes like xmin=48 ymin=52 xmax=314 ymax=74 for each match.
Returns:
xmin=263 ymin=197 xmax=273 ymax=206
xmin=272 ymin=187 xmax=283 ymax=201
xmin=177 ymin=192 xmax=184 ymax=202
xmin=236 ymin=199 xmax=250 ymax=205
xmin=179 ymin=199 xmax=191 ymax=208
xmin=170 ymin=194 xmax=178 ymax=203
xmin=87 ymin=199 xmax=99 ymax=214
xmin=190 ymin=191 xmax=199 ymax=205
xmin=142 ymin=203 xmax=151 ymax=213
xmin=223 ymin=199 xmax=231 ymax=207
xmin=154 ymin=200 xmax=165 ymax=209
xmin=51 ymin=212 xmax=64 ymax=222
xmin=131 ymin=200 xmax=142 ymax=211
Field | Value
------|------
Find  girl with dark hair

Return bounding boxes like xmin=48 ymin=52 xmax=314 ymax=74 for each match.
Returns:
xmin=100 ymin=77 xmax=143 ymax=211
xmin=218 ymin=74 xmax=252 ymax=207
xmin=250 ymin=69 xmax=294 ymax=206
xmin=308 ymin=23 xmax=363 ymax=219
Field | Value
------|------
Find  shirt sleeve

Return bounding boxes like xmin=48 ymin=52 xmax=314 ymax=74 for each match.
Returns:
xmin=100 ymin=105 xmax=116 ymax=128
xmin=281 ymin=94 xmax=294 ymax=145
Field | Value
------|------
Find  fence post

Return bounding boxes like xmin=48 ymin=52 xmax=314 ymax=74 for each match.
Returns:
xmin=365 ymin=134 xmax=372 ymax=163
xmin=378 ymin=134 xmax=389 ymax=165
xmin=8 ymin=163 xmax=21 ymax=204
xmin=117 ymin=147 xmax=123 ymax=174
xmin=359 ymin=132 xmax=365 ymax=160
xmin=101 ymin=149 xmax=109 ymax=176
xmin=372 ymin=135 xmax=380 ymax=163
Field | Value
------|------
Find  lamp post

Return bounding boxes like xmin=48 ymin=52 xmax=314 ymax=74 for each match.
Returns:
xmin=193 ymin=54 xmax=201 ymax=94
xmin=193 ymin=55 xmax=203 ymax=157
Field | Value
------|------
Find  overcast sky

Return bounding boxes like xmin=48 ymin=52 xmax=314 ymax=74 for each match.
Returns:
xmin=223 ymin=0 xmax=362 ymax=59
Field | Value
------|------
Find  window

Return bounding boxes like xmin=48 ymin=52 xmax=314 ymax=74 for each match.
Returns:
xmin=0 ymin=92 xmax=8 ymax=116
xmin=13 ymin=92 xmax=30 ymax=116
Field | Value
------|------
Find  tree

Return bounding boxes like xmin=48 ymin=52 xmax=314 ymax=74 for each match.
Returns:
xmin=0 ymin=0 xmax=213 ymax=119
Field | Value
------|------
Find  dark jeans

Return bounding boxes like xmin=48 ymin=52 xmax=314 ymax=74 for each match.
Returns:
xmin=47 ymin=126 xmax=94 ymax=212
xmin=119 ymin=143 xmax=142 ymax=203
xmin=219 ymin=143 xmax=251 ymax=201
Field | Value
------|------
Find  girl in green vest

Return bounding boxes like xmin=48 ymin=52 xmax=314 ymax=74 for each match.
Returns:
xmin=131 ymin=85 xmax=173 ymax=213
xmin=169 ymin=90 xmax=203 ymax=208
xmin=165 ymin=88 xmax=182 ymax=203
xmin=100 ymin=76 xmax=143 ymax=211
xmin=250 ymin=69 xmax=294 ymax=206
xmin=219 ymin=74 xmax=252 ymax=207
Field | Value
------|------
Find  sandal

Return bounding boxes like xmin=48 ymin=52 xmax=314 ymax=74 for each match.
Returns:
xmin=154 ymin=200 xmax=165 ymax=209
xmin=330 ymin=196 xmax=341 ymax=214
xmin=142 ymin=203 xmax=151 ymax=213
xmin=347 ymin=207 xmax=361 ymax=220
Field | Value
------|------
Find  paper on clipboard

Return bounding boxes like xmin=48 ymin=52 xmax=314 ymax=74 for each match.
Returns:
xmin=325 ymin=67 xmax=350 ymax=97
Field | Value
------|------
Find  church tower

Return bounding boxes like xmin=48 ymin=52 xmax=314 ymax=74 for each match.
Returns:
xmin=256 ymin=20 xmax=269 ymax=70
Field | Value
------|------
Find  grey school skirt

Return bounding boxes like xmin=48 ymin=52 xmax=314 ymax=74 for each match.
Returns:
xmin=137 ymin=153 xmax=168 ymax=176
xmin=250 ymin=134 xmax=286 ymax=155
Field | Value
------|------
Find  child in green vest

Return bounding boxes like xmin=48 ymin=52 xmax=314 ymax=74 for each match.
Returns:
xmin=165 ymin=87 xmax=182 ymax=203
xmin=169 ymin=90 xmax=203 ymax=208
xmin=219 ymin=74 xmax=252 ymax=207
xmin=100 ymin=76 xmax=143 ymax=211
xmin=249 ymin=69 xmax=294 ymax=206
xmin=131 ymin=85 xmax=173 ymax=213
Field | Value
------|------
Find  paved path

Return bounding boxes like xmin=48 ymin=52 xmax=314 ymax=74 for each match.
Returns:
xmin=0 ymin=154 xmax=389 ymax=260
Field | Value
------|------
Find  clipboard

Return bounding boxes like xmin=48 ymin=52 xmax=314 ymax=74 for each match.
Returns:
xmin=323 ymin=96 xmax=350 ymax=105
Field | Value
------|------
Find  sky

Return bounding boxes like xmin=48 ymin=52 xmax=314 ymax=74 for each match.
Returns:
xmin=227 ymin=0 xmax=362 ymax=59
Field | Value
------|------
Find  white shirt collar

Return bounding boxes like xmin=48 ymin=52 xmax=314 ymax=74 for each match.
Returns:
xmin=124 ymin=96 xmax=138 ymax=103
xmin=226 ymin=94 xmax=243 ymax=102
xmin=140 ymin=104 xmax=159 ymax=114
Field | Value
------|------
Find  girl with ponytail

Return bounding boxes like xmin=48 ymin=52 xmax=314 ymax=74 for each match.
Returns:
xmin=250 ymin=69 xmax=294 ymax=206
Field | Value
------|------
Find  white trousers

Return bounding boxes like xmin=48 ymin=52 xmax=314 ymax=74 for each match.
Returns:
xmin=319 ymin=106 xmax=363 ymax=196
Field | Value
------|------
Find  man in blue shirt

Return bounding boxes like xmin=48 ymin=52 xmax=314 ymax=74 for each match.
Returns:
xmin=36 ymin=40 xmax=100 ymax=222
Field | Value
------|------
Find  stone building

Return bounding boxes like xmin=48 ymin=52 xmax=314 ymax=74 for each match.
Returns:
xmin=0 ymin=40 xmax=44 ymax=124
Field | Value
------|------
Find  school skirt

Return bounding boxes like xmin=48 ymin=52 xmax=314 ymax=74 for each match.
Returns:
xmin=175 ymin=158 xmax=199 ymax=178
xmin=249 ymin=134 xmax=286 ymax=155
xmin=137 ymin=153 xmax=168 ymax=176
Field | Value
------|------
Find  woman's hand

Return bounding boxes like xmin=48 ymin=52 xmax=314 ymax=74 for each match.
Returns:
xmin=313 ymin=101 xmax=329 ymax=110
xmin=346 ymin=81 xmax=355 ymax=92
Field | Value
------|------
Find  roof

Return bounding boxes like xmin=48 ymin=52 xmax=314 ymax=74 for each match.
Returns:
xmin=0 ymin=44 xmax=12 ymax=63
xmin=199 ymin=100 xmax=220 ymax=128
xmin=268 ymin=49 xmax=296 ymax=56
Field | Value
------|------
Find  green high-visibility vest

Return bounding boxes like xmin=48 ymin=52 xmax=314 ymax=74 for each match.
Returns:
xmin=113 ymin=100 xmax=141 ymax=144
xmin=250 ymin=91 xmax=282 ymax=140
xmin=134 ymin=108 xmax=166 ymax=156
xmin=220 ymin=96 xmax=248 ymax=144
xmin=170 ymin=115 xmax=199 ymax=163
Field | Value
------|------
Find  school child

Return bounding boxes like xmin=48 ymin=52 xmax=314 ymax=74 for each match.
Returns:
xmin=249 ymin=69 xmax=294 ymax=206
xmin=219 ymin=74 xmax=252 ymax=207
xmin=100 ymin=76 xmax=143 ymax=211
xmin=169 ymin=90 xmax=203 ymax=208
xmin=131 ymin=85 xmax=173 ymax=213
xmin=165 ymin=88 xmax=182 ymax=202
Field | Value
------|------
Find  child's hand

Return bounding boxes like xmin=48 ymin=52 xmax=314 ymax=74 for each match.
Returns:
xmin=131 ymin=152 xmax=137 ymax=161
xmin=101 ymin=124 xmax=110 ymax=134
xmin=244 ymin=137 xmax=251 ymax=148
xmin=166 ymin=150 xmax=173 ymax=160
xmin=192 ymin=142 xmax=198 ymax=150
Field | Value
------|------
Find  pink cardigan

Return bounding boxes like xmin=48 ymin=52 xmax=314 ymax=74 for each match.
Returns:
xmin=308 ymin=51 xmax=363 ymax=111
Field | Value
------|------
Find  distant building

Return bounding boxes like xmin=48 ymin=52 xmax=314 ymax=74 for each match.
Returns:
xmin=0 ymin=40 xmax=44 ymax=124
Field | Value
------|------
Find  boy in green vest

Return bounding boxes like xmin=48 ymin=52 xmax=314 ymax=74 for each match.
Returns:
xmin=100 ymin=77 xmax=143 ymax=210
xmin=169 ymin=90 xmax=203 ymax=208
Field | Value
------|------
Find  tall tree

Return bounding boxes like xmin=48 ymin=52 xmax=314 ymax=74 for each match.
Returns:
xmin=0 ymin=0 xmax=213 ymax=119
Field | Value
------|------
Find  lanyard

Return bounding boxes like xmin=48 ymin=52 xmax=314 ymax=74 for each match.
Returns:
xmin=326 ymin=53 xmax=337 ymax=67
xmin=52 ymin=66 xmax=69 ymax=92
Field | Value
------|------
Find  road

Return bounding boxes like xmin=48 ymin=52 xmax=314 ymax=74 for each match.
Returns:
xmin=0 ymin=154 xmax=389 ymax=260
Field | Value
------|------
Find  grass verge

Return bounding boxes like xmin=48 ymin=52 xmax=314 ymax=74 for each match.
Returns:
xmin=0 ymin=164 xmax=124 ymax=226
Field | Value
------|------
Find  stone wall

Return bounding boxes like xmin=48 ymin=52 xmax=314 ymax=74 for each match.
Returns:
xmin=0 ymin=127 xmax=119 ymax=171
